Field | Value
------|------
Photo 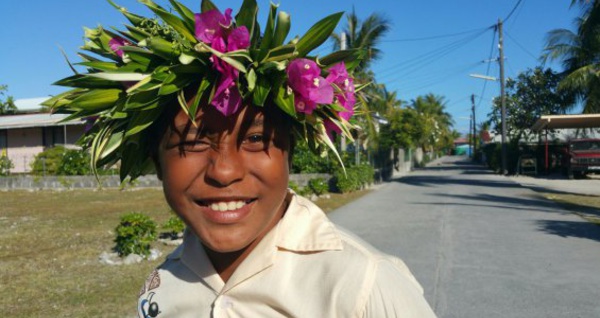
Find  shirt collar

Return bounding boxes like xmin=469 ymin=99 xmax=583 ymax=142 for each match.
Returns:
xmin=274 ymin=192 xmax=344 ymax=252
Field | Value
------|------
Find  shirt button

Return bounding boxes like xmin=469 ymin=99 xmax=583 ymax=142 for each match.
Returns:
xmin=220 ymin=295 xmax=234 ymax=309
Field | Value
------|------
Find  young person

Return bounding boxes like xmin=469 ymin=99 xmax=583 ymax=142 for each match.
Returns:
xmin=46 ymin=1 xmax=436 ymax=317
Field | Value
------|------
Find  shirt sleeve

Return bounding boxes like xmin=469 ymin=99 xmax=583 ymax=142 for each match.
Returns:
xmin=362 ymin=258 xmax=437 ymax=318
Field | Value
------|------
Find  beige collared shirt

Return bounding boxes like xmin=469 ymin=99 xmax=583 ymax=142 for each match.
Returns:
xmin=137 ymin=194 xmax=437 ymax=317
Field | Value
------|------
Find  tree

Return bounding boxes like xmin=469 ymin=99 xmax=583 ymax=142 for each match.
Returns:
xmin=543 ymin=0 xmax=600 ymax=113
xmin=0 ymin=85 xmax=17 ymax=115
xmin=487 ymin=67 xmax=575 ymax=141
xmin=408 ymin=94 xmax=454 ymax=153
xmin=330 ymin=9 xmax=391 ymax=73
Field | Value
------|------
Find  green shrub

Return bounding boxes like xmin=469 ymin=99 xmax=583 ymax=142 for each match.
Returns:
xmin=30 ymin=146 xmax=66 ymax=175
xmin=0 ymin=156 xmax=13 ymax=176
xmin=162 ymin=215 xmax=185 ymax=237
xmin=288 ymin=180 xmax=300 ymax=193
xmin=291 ymin=140 xmax=334 ymax=173
xmin=333 ymin=164 xmax=374 ymax=193
xmin=308 ymin=177 xmax=329 ymax=196
xmin=114 ymin=212 xmax=157 ymax=257
xmin=57 ymin=149 xmax=91 ymax=175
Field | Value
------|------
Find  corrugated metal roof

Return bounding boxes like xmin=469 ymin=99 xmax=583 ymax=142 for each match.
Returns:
xmin=532 ymin=114 xmax=600 ymax=131
xmin=0 ymin=113 xmax=85 ymax=130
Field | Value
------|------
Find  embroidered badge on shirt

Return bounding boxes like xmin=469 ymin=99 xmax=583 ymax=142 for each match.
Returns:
xmin=139 ymin=270 xmax=162 ymax=317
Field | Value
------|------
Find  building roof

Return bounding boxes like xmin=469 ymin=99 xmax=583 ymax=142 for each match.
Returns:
xmin=0 ymin=113 xmax=85 ymax=130
xmin=14 ymin=97 xmax=49 ymax=113
xmin=532 ymin=114 xmax=600 ymax=132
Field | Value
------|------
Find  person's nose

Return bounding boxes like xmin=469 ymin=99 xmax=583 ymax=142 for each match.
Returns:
xmin=205 ymin=144 xmax=245 ymax=187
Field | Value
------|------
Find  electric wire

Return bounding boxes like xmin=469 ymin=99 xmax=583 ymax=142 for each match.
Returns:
xmin=503 ymin=0 xmax=525 ymax=23
xmin=374 ymin=26 xmax=493 ymax=80
xmin=504 ymin=30 xmax=539 ymax=61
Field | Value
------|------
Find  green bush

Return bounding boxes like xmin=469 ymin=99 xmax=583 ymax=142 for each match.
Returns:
xmin=288 ymin=180 xmax=300 ymax=193
xmin=162 ymin=215 xmax=185 ymax=237
xmin=291 ymin=140 xmax=334 ymax=173
xmin=30 ymin=146 xmax=66 ymax=175
xmin=308 ymin=177 xmax=329 ymax=196
xmin=57 ymin=149 xmax=91 ymax=175
xmin=333 ymin=164 xmax=374 ymax=193
xmin=0 ymin=156 xmax=13 ymax=176
xmin=114 ymin=212 xmax=157 ymax=257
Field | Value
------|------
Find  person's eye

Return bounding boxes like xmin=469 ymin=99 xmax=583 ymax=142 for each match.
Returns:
xmin=181 ymin=138 xmax=211 ymax=152
xmin=242 ymin=134 xmax=268 ymax=151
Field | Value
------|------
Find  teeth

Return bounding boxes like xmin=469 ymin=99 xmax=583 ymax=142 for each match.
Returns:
xmin=209 ymin=201 xmax=247 ymax=212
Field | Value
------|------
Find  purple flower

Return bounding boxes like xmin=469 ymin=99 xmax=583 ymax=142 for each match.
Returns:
xmin=195 ymin=9 xmax=233 ymax=44
xmin=108 ymin=37 xmax=130 ymax=58
xmin=326 ymin=62 xmax=355 ymax=119
xmin=286 ymin=59 xmax=333 ymax=114
xmin=195 ymin=8 xmax=250 ymax=116
xmin=212 ymin=76 xmax=242 ymax=116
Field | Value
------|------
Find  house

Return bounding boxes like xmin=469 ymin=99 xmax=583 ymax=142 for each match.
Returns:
xmin=0 ymin=98 xmax=85 ymax=173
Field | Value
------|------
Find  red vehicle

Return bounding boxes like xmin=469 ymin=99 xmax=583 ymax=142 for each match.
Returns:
xmin=563 ymin=138 xmax=600 ymax=179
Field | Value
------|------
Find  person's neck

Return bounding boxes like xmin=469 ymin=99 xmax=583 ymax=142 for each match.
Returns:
xmin=204 ymin=245 xmax=253 ymax=283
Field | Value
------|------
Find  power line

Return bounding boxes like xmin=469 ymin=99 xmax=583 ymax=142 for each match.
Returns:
xmin=503 ymin=0 xmax=525 ymax=23
xmin=374 ymin=27 xmax=493 ymax=80
xmin=380 ymin=26 xmax=491 ymax=42
xmin=504 ymin=30 xmax=539 ymax=61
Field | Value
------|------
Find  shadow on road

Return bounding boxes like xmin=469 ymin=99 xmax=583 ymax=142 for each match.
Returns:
xmin=396 ymin=175 xmax=520 ymax=189
xmin=407 ymin=193 xmax=565 ymax=214
xmin=536 ymin=220 xmax=600 ymax=242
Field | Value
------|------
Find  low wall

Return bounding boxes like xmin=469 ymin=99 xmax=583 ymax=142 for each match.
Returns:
xmin=0 ymin=173 xmax=331 ymax=190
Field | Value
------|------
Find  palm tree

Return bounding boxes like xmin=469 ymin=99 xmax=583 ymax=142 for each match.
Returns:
xmin=330 ymin=9 xmax=391 ymax=73
xmin=409 ymin=94 xmax=454 ymax=154
xmin=543 ymin=0 xmax=600 ymax=113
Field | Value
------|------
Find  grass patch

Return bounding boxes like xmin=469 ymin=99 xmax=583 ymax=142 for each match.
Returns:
xmin=0 ymin=188 xmax=172 ymax=318
xmin=542 ymin=192 xmax=600 ymax=225
xmin=314 ymin=189 xmax=373 ymax=213
xmin=0 ymin=187 xmax=372 ymax=317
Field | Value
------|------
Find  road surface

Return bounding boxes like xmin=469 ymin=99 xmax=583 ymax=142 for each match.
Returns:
xmin=329 ymin=156 xmax=600 ymax=318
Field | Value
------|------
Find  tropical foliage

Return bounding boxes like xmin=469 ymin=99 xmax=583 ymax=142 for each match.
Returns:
xmin=543 ymin=0 xmax=600 ymax=113
xmin=0 ymin=85 xmax=17 ymax=115
xmin=488 ymin=67 xmax=575 ymax=141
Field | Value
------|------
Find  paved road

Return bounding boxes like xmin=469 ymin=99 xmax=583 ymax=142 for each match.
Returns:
xmin=329 ymin=156 xmax=600 ymax=318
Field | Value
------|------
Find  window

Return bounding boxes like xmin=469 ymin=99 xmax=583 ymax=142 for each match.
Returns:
xmin=42 ymin=126 xmax=65 ymax=147
xmin=0 ymin=130 xmax=7 ymax=153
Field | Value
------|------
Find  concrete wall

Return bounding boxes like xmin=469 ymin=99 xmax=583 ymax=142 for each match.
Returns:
xmin=0 ymin=173 xmax=332 ymax=190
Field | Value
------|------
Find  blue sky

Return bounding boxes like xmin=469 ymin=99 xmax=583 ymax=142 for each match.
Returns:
xmin=0 ymin=0 xmax=580 ymax=133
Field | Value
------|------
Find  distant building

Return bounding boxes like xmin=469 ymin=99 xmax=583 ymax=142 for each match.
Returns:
xmin=0 ymin=98 xmax=85 ymax=173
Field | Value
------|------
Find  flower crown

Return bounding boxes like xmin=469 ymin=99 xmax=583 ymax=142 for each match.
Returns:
xmin=44 ymin=0 xmax=364 ymax=182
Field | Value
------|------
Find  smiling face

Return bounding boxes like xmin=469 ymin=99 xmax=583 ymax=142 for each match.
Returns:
xmin=157 ymin=103 xmax=290 ymax=254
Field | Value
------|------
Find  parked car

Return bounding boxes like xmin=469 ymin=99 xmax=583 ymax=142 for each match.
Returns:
xmin=562 ymin=138 xmax=600 ymax=179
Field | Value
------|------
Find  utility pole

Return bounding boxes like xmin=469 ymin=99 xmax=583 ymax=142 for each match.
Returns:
xmin=498 ymin=19 xmax=507 ymax=175
xmin=469 ymin=114 xmax=473 ymax=157
xmin=340 ymin=32 xmax=347 ymax=153
xmin=471 ymin=94 xmax=476 ymax=158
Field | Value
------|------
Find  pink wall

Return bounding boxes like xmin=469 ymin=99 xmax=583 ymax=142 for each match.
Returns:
xmin=5 ymin=126 xmax=83 ymax=173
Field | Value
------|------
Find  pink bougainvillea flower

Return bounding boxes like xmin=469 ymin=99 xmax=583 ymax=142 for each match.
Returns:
xmin=108 ymin=37 xmax=130 ymax=58
xmin=194 ymin=9 xmax=233 ymax=44
xmin=326 ymin=62 xmax=355 ymax=120
xmin=287 ymin=58 xmax=333 ymax=114
xmin=326 ymin=62 xmax=355 ymax=111
xmin=195 ymin=8 xmax=250 ymax=116
xmin=227 ymin=26 xmax=250 ymax=51
xmin=212 ymin=76 xmax=242 ymax=116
